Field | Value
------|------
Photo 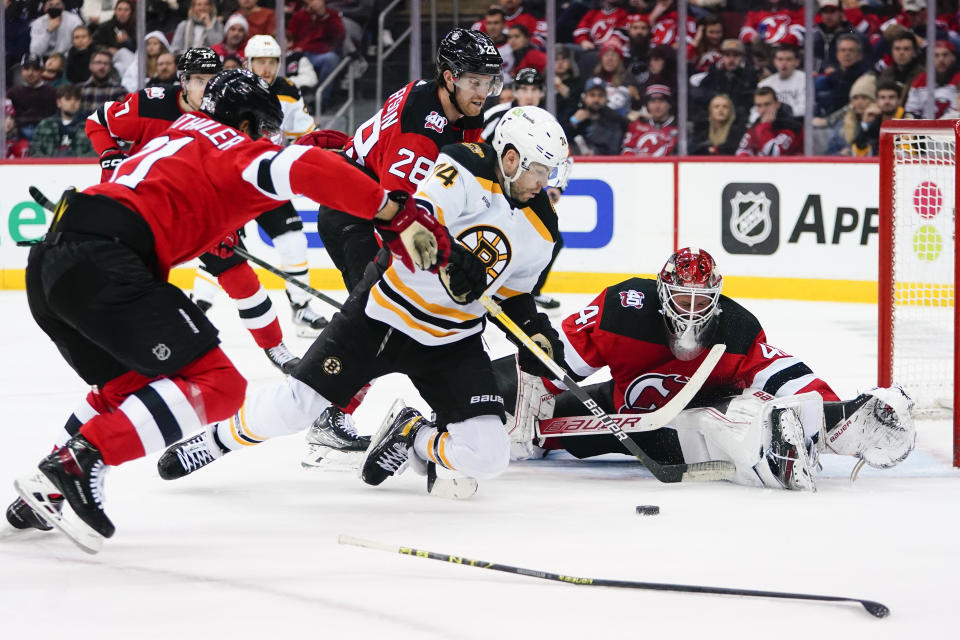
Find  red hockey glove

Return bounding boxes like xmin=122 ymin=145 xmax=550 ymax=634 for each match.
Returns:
xmin=374 ymin=191 xmax=450 ymax=273
xmin=211 ymin=230 xmax=241 ymax=259
xmin=294 ymin=129 xmax=350 ymax=149
xmin=99 ymin=148 xmax=127 ymax=182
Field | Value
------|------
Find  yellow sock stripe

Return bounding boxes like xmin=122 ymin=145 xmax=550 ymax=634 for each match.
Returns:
xmin=426 ymin=434 xmax=438 ymax=463
xmin=228 ymin=405 xmax=269 ymax=446
xmin=228 ymin=415 xmax=252 ymax=446
xmin=437 ymin=432 xmax=455 ymax=471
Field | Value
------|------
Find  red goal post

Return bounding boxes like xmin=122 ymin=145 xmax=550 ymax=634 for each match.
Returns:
xmin=878 ymin=119 xmax=959 ymax=467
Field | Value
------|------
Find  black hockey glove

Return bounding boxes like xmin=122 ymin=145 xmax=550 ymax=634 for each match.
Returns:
xmin=497 ymin=294 xmax=566 ymax=380
xmin=439 ymin=242 xmax=488 ymax=304
xmin=99 ymin=148 xmax=127 ymax=181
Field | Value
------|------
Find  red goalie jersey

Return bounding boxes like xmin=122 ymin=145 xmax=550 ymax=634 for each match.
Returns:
xmin=343 ymin=79 xmax=482 ymax=193
xmin=555 ymin=278 xmax=838 ymax=413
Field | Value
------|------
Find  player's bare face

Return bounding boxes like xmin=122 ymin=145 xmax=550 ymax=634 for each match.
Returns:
xmin=250 ymin=57 xmax=280 ymax=85
xmin=512 ymin=161 xmax=551 ymax=202
xmin=184 ymin=73 xmax=214 ymax=109
xmin=670 ymin=292 xmax=713 ymax=317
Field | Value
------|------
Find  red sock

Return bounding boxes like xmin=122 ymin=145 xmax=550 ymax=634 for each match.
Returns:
xmin=218 ymin=261 xmax=283 ymax=349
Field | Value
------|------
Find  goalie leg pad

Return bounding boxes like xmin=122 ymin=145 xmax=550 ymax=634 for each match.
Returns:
xmin=509 ymin=367 xmax=554 ymax=460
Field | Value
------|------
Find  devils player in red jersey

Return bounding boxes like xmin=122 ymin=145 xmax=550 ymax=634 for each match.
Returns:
xmin=499 ymin=248 xmax=916 ymax=491
xmin=9 ymin=70 xmax=446 ymax=551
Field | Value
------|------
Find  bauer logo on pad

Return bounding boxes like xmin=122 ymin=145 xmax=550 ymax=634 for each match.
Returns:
xmin=721 ymin=183 xmax=779 ymax=255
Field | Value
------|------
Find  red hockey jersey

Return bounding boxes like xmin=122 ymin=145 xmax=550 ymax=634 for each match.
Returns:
xmin=904 ymin=71 xmax=960 ymax=118
xmin=621 ymin=117 xmax=679 ymax=157
xmin=573 ymin=7 xmax=629 ymax=48
xmin=85 ymin=85 xmax=187 ymax=156
xmin=650 ymin=11 xmax=695 ymax=47
xmin=739 ymin=7 xmax=805 ymax=46
xmin=557 ymin=278 xmax=838 ymax=413
xmin=85 ymin=113 xmax=388 ymax=276
xmin=735 ymin=120 xmax=802 ymax=157
xmin=343 ymin=80 xmax=482 ymax=193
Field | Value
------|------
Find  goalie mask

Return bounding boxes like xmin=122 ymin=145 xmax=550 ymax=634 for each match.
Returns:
xmin=657 ymin=247 xmax=723 ymax=361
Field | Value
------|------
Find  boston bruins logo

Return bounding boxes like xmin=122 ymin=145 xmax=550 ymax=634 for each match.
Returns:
xmin=455 ymin=225 xmax=511 ymax=284
xmin=322 ymin=356 xmax=343 ymax=375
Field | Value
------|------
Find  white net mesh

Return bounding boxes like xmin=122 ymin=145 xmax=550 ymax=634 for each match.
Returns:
xmin=890 ymin=133 xmax=956 ymax=414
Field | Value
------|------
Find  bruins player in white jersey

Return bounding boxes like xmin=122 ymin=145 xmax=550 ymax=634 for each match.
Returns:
xmin=157 ymin=106 xmax=569 ymax=493
xmin=191 ymin=35 xmax=328 ymax=336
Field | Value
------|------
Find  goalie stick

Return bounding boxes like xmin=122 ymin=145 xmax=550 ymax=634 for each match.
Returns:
xmin=480 ymin=295 xmax=733 ymax=483
xmin=537 ymin=413 xmax=700 ymax=438
xmin=338 ymin=535 xmax=890 ymax=618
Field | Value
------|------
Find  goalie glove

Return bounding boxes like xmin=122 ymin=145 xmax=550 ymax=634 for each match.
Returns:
xmin=375 ymin=191 xmax=450 ymax=273
xmin=99 ymin=148 xmax=127 ymax=181
xmin=439 ymin=242 xmax=488 ymax=303
xmin=294 ymin=129 xmax=349 ymax=149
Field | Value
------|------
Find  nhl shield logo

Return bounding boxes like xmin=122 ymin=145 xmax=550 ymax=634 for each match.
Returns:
xmin=424 ymin=111 xmax=447 ymax=133
xmin=152 ymin=343 xmax=171 ymax=361
xmin=721 ymin=183 xmax=780 ymax=255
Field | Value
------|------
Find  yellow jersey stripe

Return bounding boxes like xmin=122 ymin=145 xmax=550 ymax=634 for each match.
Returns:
xmin=474 ymin=176 xmax=504 ymax=195
xmin=522 ymin=206 xmax=552 ymax=243
xmin=384 ymin=267 xmax=477 ymax=322
xmin=497 ymin=285 xmax=523 ymax=298
xmin=370 ymin=286 xmax=460 ymax=338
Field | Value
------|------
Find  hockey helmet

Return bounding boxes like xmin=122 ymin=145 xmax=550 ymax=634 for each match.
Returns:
xmin=656 ymin=247 xmax=723 ymax=361
xmin=177 ymin=47 xmax=222 ymax=80
xmin=200 ymin=69 xmax=283 ymax=142
xmin=513 ymin=67 xmax=544 ymax=88
xmin=436 ymin=28 xmax=503 ymax=96
xmin=491 ymin=105 xmax=568 ymax=197
xmin=244 ymin=34 xmax=282 ymax=60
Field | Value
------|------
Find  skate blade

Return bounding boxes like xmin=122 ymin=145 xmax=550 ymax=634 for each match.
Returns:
xmin=427 ymin=477 xmax=478 ymax=500
xmin=14 ymin=474 xmax=104 ymax=554
xmin=779 ymin=413 xmax=817 ymax=493
xmin=295 ymin=326 xmax=323 ymax=339
xmin=360 ymin=398 xmax=408 ymax=473
xmin=301 ymin=445 xmax=366 ymax=470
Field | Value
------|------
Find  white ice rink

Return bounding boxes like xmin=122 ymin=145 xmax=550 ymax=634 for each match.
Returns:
xmin=1 ymin=288 xmax=958 ymax=639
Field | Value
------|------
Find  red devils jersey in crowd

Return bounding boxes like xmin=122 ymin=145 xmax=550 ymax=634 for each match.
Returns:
xmin=650 ymin=11 xmax=695 ymax=47
xmin=343 ymin=80 xmax=482 ymax=193
xmin=473 ymin=8 xmax=546 ymax=49
xmin=739 ymin=7 xmax=805 ymax=46
xmin=736 ymin=120 xmax=802 ymax=156
xmin=621 ymin=116 xmax=679 ymax=157
xmin=573 ymin=7 xmax=628 ymax=48
xmin=85 ymin=113 xmax=388 ymax=276
xmin=555 ymin=278 xmax=838 ymax=413
xmin=904 ymin=71 xmax=960 ymax=118
xmin=86 ymin=85 xmax=187 ymax=156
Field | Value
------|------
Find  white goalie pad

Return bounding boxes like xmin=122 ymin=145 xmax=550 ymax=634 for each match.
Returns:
xmin=509 ymin=366 xmax=555 ymax=460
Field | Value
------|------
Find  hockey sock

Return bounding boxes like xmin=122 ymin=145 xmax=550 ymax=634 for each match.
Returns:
xmin=80 ymin=348 xmax=246 ymax=465
xmin=272 ymin=230 xmax=312 ymax=307
xmin=414 ymin=426 xmax=455 ymax=471
xmin=55 ymin=393 xmax=106 ymax=447
xmin=192 ymin=269 xmax=219 ymax=305
xmin=218 ymin=261 xmax=283 ymax=349
xmin=341 ymin=383 xmax=372 ymax=415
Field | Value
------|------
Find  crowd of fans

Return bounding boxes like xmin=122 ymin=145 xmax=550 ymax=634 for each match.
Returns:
xmin=4 ymin=0 xmax=960 ymax=157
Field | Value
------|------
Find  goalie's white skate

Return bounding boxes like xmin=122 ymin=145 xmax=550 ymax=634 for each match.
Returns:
xmin=764 ymin=408 xmax=817 ymax=492
xmin=14 ymin=473 xmax=104 ymax=554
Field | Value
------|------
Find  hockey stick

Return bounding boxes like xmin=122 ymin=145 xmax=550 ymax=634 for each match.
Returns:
xmin=537 ymin=413 xmax=701 ymax=438
xmin=28 ymin=186 xmax=347 ymax=311
xmin=338 ymin=535 xmax=890 ymax=619
xmin=480 ymin=295 xmax=733 ymax=483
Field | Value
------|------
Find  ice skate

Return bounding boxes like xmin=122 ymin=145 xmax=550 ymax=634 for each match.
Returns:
xmin=157 ymin=424 xmax=228 ymax=480
xmin=426 ymin=462 xmax=478 ymax=499
xmin=360 ymin=406 xmax=427 ymax=486
xmin=264 ymin=341 xmax=301 ymax=374
xmin=5 ymin=494 xmax=62 ymax=531
xmin=765 ymin=408 xmax=816 ymax=492
xmin=288 ymin=294 xmax=329 ymax=337
xmin=302 ymin=406 xmax=371 ymax=468
xmin=534 ymin=294 xmax=560 ymax=310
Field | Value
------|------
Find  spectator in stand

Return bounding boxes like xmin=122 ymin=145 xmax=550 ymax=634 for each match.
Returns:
xmin=42 ymin=52 xmax=69 ymax=87
xmin=288 ymin=0 xmax=345 ymax=91
xmin=757 ymin=45 xmax=805 ymax=117
xmin=232 ymin=0 xmax=276 ymax=38
xmin=65 ymin=24 xmax=93 ymax=83
xmin=880 ymin=0 xmax=957 ymax=52
xmin=93 ymin=0 xmax=136 ymax=57
xmin=691 ymin=39 xmax=757 ymax=123
xmin=29 ymin=83 xmax=94 ymax=157
xmin=853 ymin=79 xmax=907 ymax=155
xmin=752 ymin=41 xmax=774 ymax=81
xmin=7 ymin=55 xmax=57 ymax=140
xmin=4 ymin=100 xmax=31 ymax=158
xmin=690 ymin=93 xmax=746 ymax=156
xmin=567 ymin=76 xmax=627 ymax=155
xmin=625 ymin=13 xmax=651 ymax=65
xmin=212 ymin=14 xmax=249 ymax=63
xmin=905 ymin=39 xmax=960 ymax=117
xmin=826 ymin=73 xmax=876 ymax=155
xmin=573 ymin=0 xmax=629 ymax=52
xmin=146 ymin=0 xmax=186 ymax=36
xmin=171 ymin=0 xmax=224 ymax=54
xmin=555 ymin=44 xmax=584 ymax=125
xmin=592 ymin=43 xmax=636 ymax=114
xmin=475 ymin=0 xmax=546 ymax=50
xmin=877 ymin=30 xmax=922 ymax=104
xmin=485 ymin=7 xmax=513 ymax=84
xmin=739 ymin=0 xmax=805 ymax=48
xmin=813 ymin=0 xmax=868 ymax=72
xmin=147 ymin=51 xmax=179 ymax=85
xmin=814 ymin=33 xmax=871 ymax=116
xmin=121 ymin=31 xmax=171 ymax=92
xmin=737 ymin=86 xmax=803 ymax=156
xmin=5 ymin=0 xmax=32 ymax=73
xmin=222 ymin=53 xmax=243 ymax=70
xmin=327 ymin=0 xmax=375 ymax=56
xmin=621 ymin=84 xmax=678 ymax=157
xmin=29 ymin=0 xmax=84 ymax=57
xmin=648 ymin=0 xmax=696 ymax=48
xmin=79 ymin=49 xmax=126 ymax=115
xmin=637 ymin=44 xmax=677 ymax=98
xmin=689 ymin=13 xmax=725 ymax=74
xmin=507 ymin=23 xmax=546 ymax=76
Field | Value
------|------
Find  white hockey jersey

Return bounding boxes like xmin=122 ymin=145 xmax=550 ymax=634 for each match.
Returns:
xmin=365 ymin=142 xmax=559 ymax=346
xmin=272 ymin=76 xmax=316 ymax=142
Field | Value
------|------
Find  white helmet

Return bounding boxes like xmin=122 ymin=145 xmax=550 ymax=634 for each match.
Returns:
xmin=244 ymin=35 xmax=281 ymax=60
xmin=491 ymin=106 xmax=569 ymax=198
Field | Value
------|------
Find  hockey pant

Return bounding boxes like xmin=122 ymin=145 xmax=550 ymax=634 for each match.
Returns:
xmin=256 ymin=202 xmax=313 ymax=307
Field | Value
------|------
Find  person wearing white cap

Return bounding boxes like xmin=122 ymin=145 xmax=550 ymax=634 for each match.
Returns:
xmin=213 ymin=13 xmax=249 ymax=63
xmin=120 ymin=31 xmax=172 ymax=92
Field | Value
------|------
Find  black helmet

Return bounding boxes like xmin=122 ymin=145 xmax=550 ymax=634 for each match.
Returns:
xmin=177 ymin=47 xmax=222 ymax=80
xmin=436 ymin=28 xmax=503 ymax=78
xmin=513 ymin=67 xmax=544 ymax=88
xmin=200 ymin=69 xmax=283 ymax=141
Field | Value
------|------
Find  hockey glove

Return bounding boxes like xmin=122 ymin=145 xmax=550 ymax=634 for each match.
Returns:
xmin=211 ymin=230 xmax=242 ymax=259
xmin=294 ymin=129 xmax=349 ymax=149
xmin=374 ymin=191 xmax=450 ymax=273
xmin=497 ymin=295 xmax=566 ymax=379
xmin=439 ymin=242 xmax=488 ymax=304
xmin=99 ymin=148 xmax=127 ymax=182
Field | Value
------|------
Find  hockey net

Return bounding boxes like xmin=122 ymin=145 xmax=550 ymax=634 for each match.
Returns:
xmin=878 ymin=120 xmax=959 ymax=467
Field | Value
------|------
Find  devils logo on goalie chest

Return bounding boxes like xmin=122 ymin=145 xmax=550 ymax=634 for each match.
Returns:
xmin=622 ymin=373 xmax=690 ymax=412
xmin=455 ymin=225 xmax=511 ymax=283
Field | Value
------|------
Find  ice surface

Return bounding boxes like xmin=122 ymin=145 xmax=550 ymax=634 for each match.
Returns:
xmin=1 ymin=290 xmax=958 ymax=638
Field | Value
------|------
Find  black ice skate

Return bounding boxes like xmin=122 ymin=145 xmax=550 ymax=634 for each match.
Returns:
xmin=302 ymin=406 xmax=371 ymax=468
xmin=157 ymin=425 xmax=228 ymax=480
xmin=264 ymin=341 xmax=301 ymax=375
xmin=287 ymin=293 xmax=329 ymax=337
xmin=361 ymin=406 xmax=427 ymax=486
xmin=766 ymin=408 xmax=817 ymax=492
xmin=5 ymin=494 xmax=63 ymax=531
xmin=534 ymin=294 xmax=560 ymax=310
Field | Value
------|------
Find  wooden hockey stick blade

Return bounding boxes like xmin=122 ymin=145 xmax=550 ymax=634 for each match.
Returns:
xmin=229 ymin=245 xmax=344 ymax=310
xmin=338 ymin=536 xmax=890 ymax=619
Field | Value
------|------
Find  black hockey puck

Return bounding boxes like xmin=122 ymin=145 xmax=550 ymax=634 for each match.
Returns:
xmin=635 ymin=505 xmax=660 ymax=516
